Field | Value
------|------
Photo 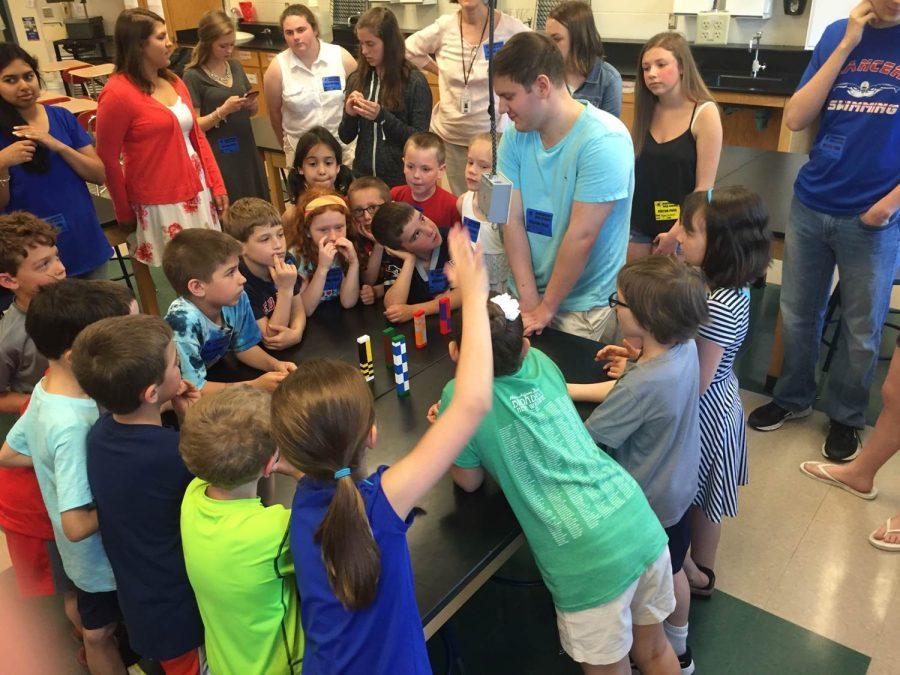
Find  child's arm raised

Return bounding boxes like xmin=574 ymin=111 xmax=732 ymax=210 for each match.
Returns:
xmin=382 ymin=227 xmax=493 ymax=519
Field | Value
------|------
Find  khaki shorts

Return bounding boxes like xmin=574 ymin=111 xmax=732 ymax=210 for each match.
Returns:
xmin=556 ymin=548 xmax=675 ymax=666
xmin=551 ymin=305 xmax=618 ymax=344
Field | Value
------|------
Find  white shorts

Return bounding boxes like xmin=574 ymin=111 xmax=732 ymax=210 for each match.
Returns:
xmin=556 ymin=548 xmax=675 ymax=666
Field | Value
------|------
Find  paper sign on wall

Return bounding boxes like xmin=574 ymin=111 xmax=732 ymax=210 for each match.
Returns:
xmin=22 ymin=16 xmax=39 ymax=41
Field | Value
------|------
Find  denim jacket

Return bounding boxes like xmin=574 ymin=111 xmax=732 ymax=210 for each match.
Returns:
xmin=572 ymin=57 xmax=623 ymax=118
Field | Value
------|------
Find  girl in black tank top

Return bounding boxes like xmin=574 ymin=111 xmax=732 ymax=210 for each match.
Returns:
xmin=628 ymin=32 xmax=722 ymax=261
xmin=632 ymin=103 xmax=701 ymax=241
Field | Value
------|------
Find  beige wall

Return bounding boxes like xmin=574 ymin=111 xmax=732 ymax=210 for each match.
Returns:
xmin=204 ymin=0 xmax=819 ymax=47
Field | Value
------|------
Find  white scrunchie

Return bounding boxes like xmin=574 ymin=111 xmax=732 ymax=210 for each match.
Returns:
xmin=490 ymin=293 xmax=520 ymax=321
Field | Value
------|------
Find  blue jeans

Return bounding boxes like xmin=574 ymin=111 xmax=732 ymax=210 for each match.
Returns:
xmin=774 ymin=197 xmax=899 ymax=428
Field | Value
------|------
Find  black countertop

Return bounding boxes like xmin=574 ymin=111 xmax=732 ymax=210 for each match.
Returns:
xmin=605 ymin=40 xmax=809 ymax=97
xmin=200 ymin=294 xmax=609 ymax=633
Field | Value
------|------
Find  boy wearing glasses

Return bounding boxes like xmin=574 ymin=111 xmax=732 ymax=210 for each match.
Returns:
xmin=568 ymin=256 xmax=709 ymax=673
xmin=347 ymin=177 xmax=391 ymax=305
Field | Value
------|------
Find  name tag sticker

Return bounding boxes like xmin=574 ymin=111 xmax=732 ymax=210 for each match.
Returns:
xmin=44 ymin=213 xmax=68 ymax=233
xmin=483 ymin=41 xmax=504 ymax=59
xmin=524 ymin=208 xmax=553 ymax=237
xmin=653 ymin=201 xmax=680 ymax=221
xmin=217 ymin=136 xmax=239 ymax=154
xmin=321 ymin=76 xmax=342 ymax=92
xmin=819 ymin=134 xmax=846 ymax=160
xmin=428 ymin=269 xmax=448 ymax=295
xmin=462 ymin=216 xmax=481 ymax=242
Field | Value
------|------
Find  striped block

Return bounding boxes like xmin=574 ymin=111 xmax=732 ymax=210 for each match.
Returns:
xmin=357 ymin=334 xmax=374 ymax=382
xmin=391 ymin=335 xmax=410 ymax=397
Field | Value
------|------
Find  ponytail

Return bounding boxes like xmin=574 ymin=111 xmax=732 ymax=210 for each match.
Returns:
xmin=316 ymin=474 xmax=381 ymax=609
xmin=270 ymin=359 xmax=381 ymax=610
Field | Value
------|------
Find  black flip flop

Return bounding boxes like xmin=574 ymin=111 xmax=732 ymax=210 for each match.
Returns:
xmin=689 ymin=565 xmax=716 ymax=599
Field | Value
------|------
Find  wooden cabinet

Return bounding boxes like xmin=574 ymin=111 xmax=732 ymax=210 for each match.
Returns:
xmin=243 ymin=66 xmax=265 ymax=118
xmin=233 ymin=50 xmax=271 ymax=119
xmin=160 ymin=0 xmax=221 ymax=33
xmin=426 ymin=71 xmax=440 ymax=106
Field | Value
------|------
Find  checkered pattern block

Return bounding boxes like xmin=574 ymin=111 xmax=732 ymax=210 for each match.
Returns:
xmin=392 ymin=336 xmax=410 ymax=397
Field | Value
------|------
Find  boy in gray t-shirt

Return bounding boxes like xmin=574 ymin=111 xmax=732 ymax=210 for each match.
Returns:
xmin=585 ymin=339 xmax=700 ymax=529
xmin=568 ymin=256 xmax=708 ymax=674
xmin=0 ymin=213 xmax=66 ymax=415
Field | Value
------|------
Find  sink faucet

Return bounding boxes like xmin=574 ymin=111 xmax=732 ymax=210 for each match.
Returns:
xmin=749 ymin=31 xmax=766 ymax=78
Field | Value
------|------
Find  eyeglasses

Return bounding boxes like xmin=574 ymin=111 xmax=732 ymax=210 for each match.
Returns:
xmin=350 ymin=203 xmax=384 ymax=218
xmin=608 ymin=292 xmax=628 ymax=309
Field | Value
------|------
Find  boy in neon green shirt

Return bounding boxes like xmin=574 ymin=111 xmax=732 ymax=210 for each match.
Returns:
xmin=179 ymin=386 xmax=303 ymax=674
xmin=435 ymin=295 xmax=678 ymax=673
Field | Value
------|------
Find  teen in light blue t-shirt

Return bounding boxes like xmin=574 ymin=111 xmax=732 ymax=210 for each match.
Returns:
xmin=498 ymin=104 xmax=633 ymax=314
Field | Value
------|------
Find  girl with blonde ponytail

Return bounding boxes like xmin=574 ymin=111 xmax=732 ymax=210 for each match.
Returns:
xmin=271 ymin=225 xmax=494 ymax=675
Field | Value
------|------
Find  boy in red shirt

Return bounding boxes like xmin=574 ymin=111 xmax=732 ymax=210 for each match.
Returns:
xmin=390 ymin=132 xmax=461 ymax=229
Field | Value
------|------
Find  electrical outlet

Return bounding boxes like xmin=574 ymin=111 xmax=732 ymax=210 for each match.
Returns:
xmin=696 ymin=10 xmax=730 ymax=45
xmin=668 ymin=13 xmax=677 ymax=29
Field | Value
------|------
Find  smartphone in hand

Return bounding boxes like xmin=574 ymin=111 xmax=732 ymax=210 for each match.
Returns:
xmin=243 ymin=90 xmax=260 ymax=101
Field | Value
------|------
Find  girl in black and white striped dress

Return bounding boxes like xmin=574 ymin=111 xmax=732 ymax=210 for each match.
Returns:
xmin=676 ymin=186 xmax=772 ymax=598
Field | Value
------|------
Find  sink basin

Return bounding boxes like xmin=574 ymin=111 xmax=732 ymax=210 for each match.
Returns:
xmin=713 ymin=73 xmax=790 ymax=94
xmin=234 ymin=31 xmax=255 ymax=45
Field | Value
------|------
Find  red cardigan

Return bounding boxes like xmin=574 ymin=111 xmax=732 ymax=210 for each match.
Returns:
xmin=96 ymin=74 xmax=226 ymax=223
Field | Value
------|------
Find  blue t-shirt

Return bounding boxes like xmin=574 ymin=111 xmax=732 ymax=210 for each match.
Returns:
xmin=498 ymin=105 xmax=633 ymax=312
xmin=165 ymin=293 xmax=262 ymax=388
xmin=585 ymin=341 xmax=700 ymax=527
xmin=290 ymin=466 xmax=430 ymax=675
xmin=0 ymin=105 xmax=112 ymax=276
xmin=794 ymin=20 xmax=900 ymax=215
xmin=6 ymin=380 xmax=115 ymax=592
xmin=297 ymin=258 xmax=345 ymax=304
xmin=239 ymin=253 xmax=302 ymax=320
xmin=86 ymin=414 xmax=203 ymax=659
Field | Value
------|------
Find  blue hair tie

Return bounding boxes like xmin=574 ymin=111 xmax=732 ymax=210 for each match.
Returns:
xmin=334 ymin=467 xmax=351 ymax=480
xmin=707 ymin=188 xmax=714 ymax=203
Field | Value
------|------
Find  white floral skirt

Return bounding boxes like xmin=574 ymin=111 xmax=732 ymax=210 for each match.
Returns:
xmin=130 ymin=156 xmax=221 ymax=267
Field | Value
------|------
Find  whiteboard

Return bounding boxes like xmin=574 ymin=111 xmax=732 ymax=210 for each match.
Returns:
xmin=806 ymin=0 xmax=856 ymax=49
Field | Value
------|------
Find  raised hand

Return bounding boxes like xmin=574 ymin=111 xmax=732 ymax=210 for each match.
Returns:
xmin=269 ymin=255 xmax=298 ymax=291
